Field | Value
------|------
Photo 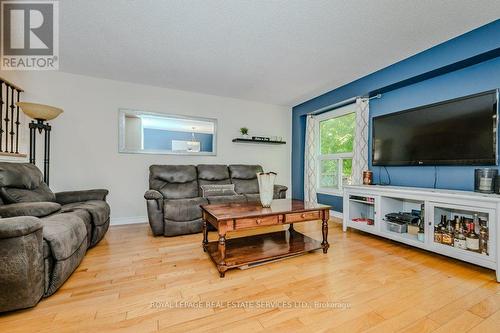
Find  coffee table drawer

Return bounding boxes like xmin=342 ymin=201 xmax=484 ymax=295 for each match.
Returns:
xmin=235 ymin=215 xmax=279 ymax=229
xmin=285 ymin=211 xmax=320 ymax=223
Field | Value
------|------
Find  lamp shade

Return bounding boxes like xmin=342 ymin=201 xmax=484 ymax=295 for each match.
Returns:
xmin=16 ymin=102 xmax=63 ymax=121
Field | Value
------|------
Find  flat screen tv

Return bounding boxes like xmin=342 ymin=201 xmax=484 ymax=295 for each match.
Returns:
xmin=372 ymin=90 xmax=498 ymax=166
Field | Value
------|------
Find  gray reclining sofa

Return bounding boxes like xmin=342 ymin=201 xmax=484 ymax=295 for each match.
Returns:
xmin=0 ymin=162 xmax=110 ymax=312
xmin=145 ymin=164 xmax=287 ymax=236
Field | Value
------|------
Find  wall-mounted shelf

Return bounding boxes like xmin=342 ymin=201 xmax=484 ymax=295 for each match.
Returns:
xmin=232 ymin=138 xmax=286 ymax=145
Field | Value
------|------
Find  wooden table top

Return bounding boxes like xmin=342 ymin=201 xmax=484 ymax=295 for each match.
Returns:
xmin=201 ymin=199 xmax=330 ymax=220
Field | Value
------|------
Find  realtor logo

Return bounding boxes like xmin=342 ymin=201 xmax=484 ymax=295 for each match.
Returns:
xmin=1 ymin=0 xmax=59 ymax=70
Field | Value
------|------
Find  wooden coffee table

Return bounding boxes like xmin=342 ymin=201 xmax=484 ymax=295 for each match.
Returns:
xmin=201 ymin=199 xmax=331 ymax=277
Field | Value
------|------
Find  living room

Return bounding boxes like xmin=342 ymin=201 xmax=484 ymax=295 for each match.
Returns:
xmin=0 ymin=1 xmax=499 ymax=332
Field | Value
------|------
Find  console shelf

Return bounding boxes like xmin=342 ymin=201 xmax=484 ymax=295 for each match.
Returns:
xmin=343 ymin=185 xmax=499 ymax=282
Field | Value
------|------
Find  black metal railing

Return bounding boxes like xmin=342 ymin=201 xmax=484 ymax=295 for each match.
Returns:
xmin=0 ymin=79 xmax=23 ymax=154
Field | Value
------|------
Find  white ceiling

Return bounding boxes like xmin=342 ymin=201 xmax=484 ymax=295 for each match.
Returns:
xmin=59 ymin=0 xmax=500 ymax=106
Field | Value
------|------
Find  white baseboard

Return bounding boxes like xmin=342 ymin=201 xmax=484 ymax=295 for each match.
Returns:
xmin=330 ymin=209 xmax=343 ymax=220
xmin=111 ymin=216 xmax=148 ymax=226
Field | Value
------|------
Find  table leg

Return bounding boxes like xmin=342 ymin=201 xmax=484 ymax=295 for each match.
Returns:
xmin=218 ymin=231 xmax=226 ymax=276
xmin=321 ymin=214 xmax=329 ymax=254
xmin=288 ymin=223 xmax=294 ymax=233
xmin=202 ymin=219 xmax=208 ymax=252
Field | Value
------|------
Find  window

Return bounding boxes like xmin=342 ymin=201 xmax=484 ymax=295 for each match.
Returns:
xmin=317 ymin=105 xmax=356 ymax=195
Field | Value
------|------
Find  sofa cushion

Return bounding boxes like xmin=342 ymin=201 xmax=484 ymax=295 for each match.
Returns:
xmin=197 ymin=165 xmax=231 ymax=195
xmin=149 ymin=165 xmax=199 ymax=199
xmin=0 ymin=162 xmax=43 ymax=190
xmin=229 ymin=165 xmax=262 ymax=194
xmin=229 ymin=165 xmax=263 ymax=180
xmin=64 ymin=208 xmax=92 ymax=247
xmin=0 ymin=202 xmax=61 ymax=218
xmin=40 ymin=213 xmax=87 ymax=261
xmin=232 ymin=178 xmax=260 ymax=194
xmin=164 ymin=197 xmax=208 ymax=222
xmin=244 ymin=193 xmax=261 ymax=203
xmin=197 ymin=165 xmax=229 ymax=181
xmin=207 ymin=194 xmax=247 ymax=204
xmin=60 ymin=200 xmax=110 ymax=227
xmin=0 ymin=182 xmax=56 ymax=204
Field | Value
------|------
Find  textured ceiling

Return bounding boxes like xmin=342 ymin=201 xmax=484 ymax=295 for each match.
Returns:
xmin=59 ymin=0 xmax=500 ymax=106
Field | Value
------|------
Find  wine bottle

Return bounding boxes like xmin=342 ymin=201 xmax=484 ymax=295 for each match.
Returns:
xmin=442 ymin=218 xmax=453 ymax=246
xmin=479 ymin=218 xmax=489 ymax=255
xmin=466 ymin=216 xmax=480 ymax=252
xmin=453 ymin=217 xmax=467 ymax=250
xmin=434 ymin=215 xmax=445 ymax=243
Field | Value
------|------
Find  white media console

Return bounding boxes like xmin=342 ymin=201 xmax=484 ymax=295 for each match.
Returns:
xmin=342 ymin=185 xmax=499 ymax=282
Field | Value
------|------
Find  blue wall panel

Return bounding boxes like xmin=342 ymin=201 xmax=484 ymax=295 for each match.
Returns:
xmin=369 ymin=57 xmax=500 ymax=189
xmin=292 ymin=20 xmax=500 ymax=212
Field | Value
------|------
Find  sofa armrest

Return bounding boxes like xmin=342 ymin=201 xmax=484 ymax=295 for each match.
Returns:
xmin=0 ymin=216 xmax=44 ymax=312
xmin=144 ymin=189 xmax=163 ymax=200
xmin=144 ymin=190 xmax=164 ymax=236
xmin=273 ymin=184 xmax=288 ymax=199
xmin=0 ymin=216 xmax=43 ymax=239
xmin=55 ymin=189 xmax=109 ymax=205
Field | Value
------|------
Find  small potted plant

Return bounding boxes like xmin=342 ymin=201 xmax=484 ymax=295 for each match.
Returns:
xmin=240 ymin=127 xmax=249 ymax=138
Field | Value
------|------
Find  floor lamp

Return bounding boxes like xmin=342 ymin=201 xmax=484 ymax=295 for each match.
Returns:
xmin=16 ymin=102 xmax=63 ymax=185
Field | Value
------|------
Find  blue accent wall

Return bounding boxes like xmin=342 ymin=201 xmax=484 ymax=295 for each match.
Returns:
xmin=292 ymin=20 xmax=500 ymax=212
xmin=143 ymin=128 xmax=213 ymax=152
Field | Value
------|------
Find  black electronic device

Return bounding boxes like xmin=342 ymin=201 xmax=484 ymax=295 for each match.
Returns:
xmin=372 ymin=90 xmax=498 ymax=166
xmin=385 ymin=212 xmax=420 ymax=225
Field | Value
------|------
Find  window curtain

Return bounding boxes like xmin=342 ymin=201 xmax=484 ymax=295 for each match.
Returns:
xmin=352 ymin=98 xmax=369 ymax=185
xmin=304 ymin=114 xmax=318 ymax=203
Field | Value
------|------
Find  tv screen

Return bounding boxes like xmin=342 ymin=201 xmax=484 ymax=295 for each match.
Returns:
xmin=372 ymin=90 xmax=498 ymax=166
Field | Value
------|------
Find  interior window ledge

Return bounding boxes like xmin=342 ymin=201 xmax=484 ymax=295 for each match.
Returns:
xmin=317 ymin=189 xmax=344 ymax=196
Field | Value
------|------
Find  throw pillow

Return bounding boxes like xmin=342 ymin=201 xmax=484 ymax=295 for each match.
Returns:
xmin=200 ymin=184 xmax=237 ymax=197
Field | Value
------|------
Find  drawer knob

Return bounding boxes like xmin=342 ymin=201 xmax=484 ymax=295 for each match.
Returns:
xmin=256 ymin=219 xmax=262 ymax=224
xmin=301 ymin=213 xmax=306 ymax=218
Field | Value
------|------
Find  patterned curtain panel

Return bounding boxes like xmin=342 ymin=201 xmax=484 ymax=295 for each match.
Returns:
xmin=304 ymin=114 xmax=318 ymax=203
xmin=352 ymin=98 xmax=369 ymax=185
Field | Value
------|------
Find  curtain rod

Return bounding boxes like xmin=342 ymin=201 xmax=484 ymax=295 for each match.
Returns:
xmin=307 ymin=94 xmax=381 ymax=116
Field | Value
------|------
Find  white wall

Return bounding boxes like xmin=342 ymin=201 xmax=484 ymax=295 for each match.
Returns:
xmin=0 ymin=71 xmax=291 ymax=224
xmin=124 ymin=116 xmax=143 ymax=151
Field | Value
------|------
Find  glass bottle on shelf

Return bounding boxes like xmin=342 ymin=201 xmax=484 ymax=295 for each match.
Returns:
xmin=466 ymin=214 xmax=480 ymax=252
xmin=417 ymin=221 xmax=425 ymax=242
xmin=434 ymin=215 xmax=445 ymax=243
xmin=479 ymin=218 xmax=489 ymax=255
xmin=462 ymin=217 xmax=471 ymax=237
xmin=441 ymin=218 xmax=454 ymax=246
xmin=453 ymin=217 xmax=467 ymax=250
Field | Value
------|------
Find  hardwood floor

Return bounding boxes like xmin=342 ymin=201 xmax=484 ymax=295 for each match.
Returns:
xmin=1 ymin=220 xmax=499 ymax=332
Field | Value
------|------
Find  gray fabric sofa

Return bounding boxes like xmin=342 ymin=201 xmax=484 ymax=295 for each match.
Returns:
xmin=0 ymin=162 xmax=110 ymax=312
xmin=145 ymin=164 xmax=287 ymax=236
